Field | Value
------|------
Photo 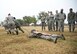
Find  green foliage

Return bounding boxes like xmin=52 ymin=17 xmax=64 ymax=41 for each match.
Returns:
xmin=31 ymin=16 xmax=37 ymax=23
xmin=23 ymin=16 xmax=37 ymax=25
xmin=16 ymin=19 xmax=24 ymax=25
xmin=38 ymin=11 xmax=48 ymax=19
xmin=23 ymin=16 xmax=31 ymax=24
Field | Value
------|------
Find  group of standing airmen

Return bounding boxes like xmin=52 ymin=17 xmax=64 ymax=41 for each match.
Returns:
xmin=41 ymin=8 xmax=77 ymax=32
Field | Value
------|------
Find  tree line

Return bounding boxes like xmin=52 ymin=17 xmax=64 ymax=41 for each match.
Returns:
xmin=16 ymin=16 xmax=37 ymax=26
xmin=16 ymin=11 xmax=48 ymax=26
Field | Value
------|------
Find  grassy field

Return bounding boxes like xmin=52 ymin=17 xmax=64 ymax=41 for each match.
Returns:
xmin=0 ymin=26 xmax=77 ymax=54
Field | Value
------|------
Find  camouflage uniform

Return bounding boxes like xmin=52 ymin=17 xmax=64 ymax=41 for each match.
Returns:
xmin=68 ymin=9 xmax=75 ymax=32
xmin=29 ymin=29 xmax=65 ymax=43
xmin=55 ymin=11 xmax=59 ymax=31
xmin=13 ymin=17 xmax=24 ymax=33
xmin=48 ymin=13 xmax=55 ymax=31
xmin=75 ymin=12 xmax=77 ymax=22
xmin=46 ymin=15 xmax=50 ymax=31
xmin=6 ymin=14 xmax=15 ymax=30
xmin=58 ymin=10 xmax=66 ymax=32
xmin=41 ymin=16 xmax=46 ymax=31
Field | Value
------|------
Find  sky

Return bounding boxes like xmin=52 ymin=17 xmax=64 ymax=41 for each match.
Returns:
xmin=0 ymin=0 xmax=77 ymax=23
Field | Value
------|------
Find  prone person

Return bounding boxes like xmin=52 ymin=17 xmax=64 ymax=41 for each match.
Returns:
xmin=29 ymin=29 xmax=65 ymax=43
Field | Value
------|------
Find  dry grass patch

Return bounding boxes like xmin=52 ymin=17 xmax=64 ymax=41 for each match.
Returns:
xmin=0 ymin=26 xmax=77 ymax=54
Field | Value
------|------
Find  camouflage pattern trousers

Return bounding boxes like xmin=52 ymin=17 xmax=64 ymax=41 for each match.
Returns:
xmin=68 ymin=20 xmax=75 ymax=32
xmin=58 ymin=20 xmax=64 ymax=32
xmin=41 ymin=22 xmax=46 ymax=31
xmin=48 ymin=20 xmax=55 ymax=31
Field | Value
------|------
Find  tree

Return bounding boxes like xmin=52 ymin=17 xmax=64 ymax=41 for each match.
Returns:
xmin=23 ymin=16 xmax=31 ymax=25
xmin=37 ymin=11 xmax=48 ymax=25
xmin=38 ymin=11 xmax=48 ymax=19
xmin=31 ymin=16 xmax=37 ymax=26
xmin=16 ymin=19 xmax=24 ymax=26
xmin=23 ymin=16 xmax=37 ymax=26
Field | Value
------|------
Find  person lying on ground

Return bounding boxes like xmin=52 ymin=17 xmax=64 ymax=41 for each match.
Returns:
xmin=29 ymin=29 xmax=65 ymax=43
